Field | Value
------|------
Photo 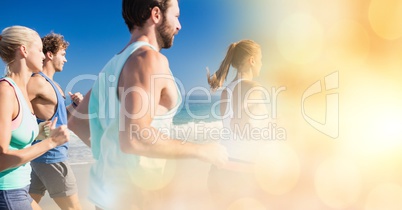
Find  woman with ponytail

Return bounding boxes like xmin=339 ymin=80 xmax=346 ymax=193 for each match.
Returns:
xmin=207 ymin=39 xmax=267 ymax=208
xmin=0 ymin=26 xmax=70 ymax=210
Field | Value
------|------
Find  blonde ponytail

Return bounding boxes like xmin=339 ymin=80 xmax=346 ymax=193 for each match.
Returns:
xmin=207 ymin=40 xmax=261 ymax=92
xmin=207 ymin=42 xmax=237 ymax=91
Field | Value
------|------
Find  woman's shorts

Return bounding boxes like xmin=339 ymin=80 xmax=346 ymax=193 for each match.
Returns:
xmin=0 ymin=185 xmax=33 ymax=210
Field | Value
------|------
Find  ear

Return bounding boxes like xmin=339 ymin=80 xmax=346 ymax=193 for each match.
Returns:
xmin=19 ymin=45 xmax=28 ymax=58
xmin=249 ymin=56 xmax=256 ymax=66
xmin=150 ymin=6 xmax=162 ymax=24
xmin=46 ymin=51 xmax=53 ymax=60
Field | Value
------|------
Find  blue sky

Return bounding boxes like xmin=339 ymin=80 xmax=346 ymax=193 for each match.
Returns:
xmin=4 ymin=1 xmax=402 ymax=207
xmin=1 ymin=0 xmax=250 ymax=95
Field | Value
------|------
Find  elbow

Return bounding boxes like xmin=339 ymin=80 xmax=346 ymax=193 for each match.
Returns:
xmin=0 ymin=164 xmax=8 ymax=173
xmin=0 ymin=153 xmax=6 ymax=172
xmin=0 ymin=162 xmax=6 ymax=173
xmin=0 ymin=153 xmax=13 ymax=172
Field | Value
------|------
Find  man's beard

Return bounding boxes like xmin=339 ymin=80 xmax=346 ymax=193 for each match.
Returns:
xmin=156 ymin=17 xmax=174 ymax=49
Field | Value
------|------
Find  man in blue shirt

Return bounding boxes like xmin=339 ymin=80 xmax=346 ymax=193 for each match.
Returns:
xmin=27 ymin=33 xmax=83 ymax=210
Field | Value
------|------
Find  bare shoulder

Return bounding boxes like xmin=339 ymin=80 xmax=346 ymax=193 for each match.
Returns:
xmin=28 ymin=74 xmax=47 ymax=88
xmin=27 ymin=74 xmax=49 ymax=99
xmin=121 ymin=46 xmax=169 ymax=87
xmin=241 ymin=80 xmax=262 ymax=89
xmin=0 ymin=81 xmax=16 ymax=109
xmin=0 ymin=80 xmax=15 ymax=96
xmin=137 ymin=46 xmax=168 ymax=63
xmin=127 ymin=47 xmax=168 ymax=73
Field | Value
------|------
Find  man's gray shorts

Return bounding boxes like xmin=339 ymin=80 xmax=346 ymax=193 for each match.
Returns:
xmin=29 ymin=161 xmax=78 ymax=198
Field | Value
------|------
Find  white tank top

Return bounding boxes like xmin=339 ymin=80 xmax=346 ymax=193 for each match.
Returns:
xmin=221 ymin=79 xmax=259 ymax=163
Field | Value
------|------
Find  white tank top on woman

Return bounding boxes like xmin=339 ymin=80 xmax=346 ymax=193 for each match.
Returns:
xmin=220 ymin=79 xmax=260 ymax=163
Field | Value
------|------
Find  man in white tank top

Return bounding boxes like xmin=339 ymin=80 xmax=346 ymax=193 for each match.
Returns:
xmin=68 ymin=0 xmax=228 ymax=209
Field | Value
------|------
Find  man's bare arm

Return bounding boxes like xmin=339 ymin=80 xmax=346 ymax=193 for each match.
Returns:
xmin=27 ymin=75 xmax=47 ymax=101
xmin=66 ymin=91 xmax=83 ymax=119
xmin=67 ymin=90 xmax=91 ymax=147
xmin=118 ymin=48 xmax=227 ymax=165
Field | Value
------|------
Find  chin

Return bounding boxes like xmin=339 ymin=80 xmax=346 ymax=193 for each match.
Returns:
xmin=163 ymin=43 xmax=172 ymax=49
xmin=165 ymin=40 xmax=174 ymax=49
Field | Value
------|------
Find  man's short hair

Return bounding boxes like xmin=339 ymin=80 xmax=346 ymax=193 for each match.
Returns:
xmin=122 ymin=0 xmax=171 ymax=32
xmin=42 ymin=33 xmax=69 ymax=54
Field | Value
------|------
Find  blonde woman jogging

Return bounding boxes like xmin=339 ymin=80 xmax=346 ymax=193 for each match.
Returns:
xmin=207 ymin=39 xmax=267 ymax=209
xmin=0 ymin=26 xmax=69 ymax=210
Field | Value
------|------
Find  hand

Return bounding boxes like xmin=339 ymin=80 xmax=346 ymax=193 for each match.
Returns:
xmin=68 ymin=92 xmax=83 ymax=106
xmin=47 ymin=117 xmax=70 ymax=148
xmin=198 ymin=143 xmax=228 ymax=167
xmin=36 ymin=121 xmax=51 ymax=140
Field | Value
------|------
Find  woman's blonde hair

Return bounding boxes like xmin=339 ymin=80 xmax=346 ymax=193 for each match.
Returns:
xmin=207 ymin=39 xmax=261 ymax=91
xmin=0 ymin=26 xmax=39 ymax=76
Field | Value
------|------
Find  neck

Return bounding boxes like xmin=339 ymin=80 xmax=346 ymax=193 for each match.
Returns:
xmin=42 ymin=64 xmax=55 ymax=80
xmin=125 ymin=27 xmax=161 ymax=52
xmin=7 ymin=62 xmax=31 ymax=89
xmin=235 ymin=70 xmax=253 ymax=81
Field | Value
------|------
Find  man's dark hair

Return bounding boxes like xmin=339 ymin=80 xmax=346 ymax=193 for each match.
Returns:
xmin=122 ymin=0 xmax=171 ymax=32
